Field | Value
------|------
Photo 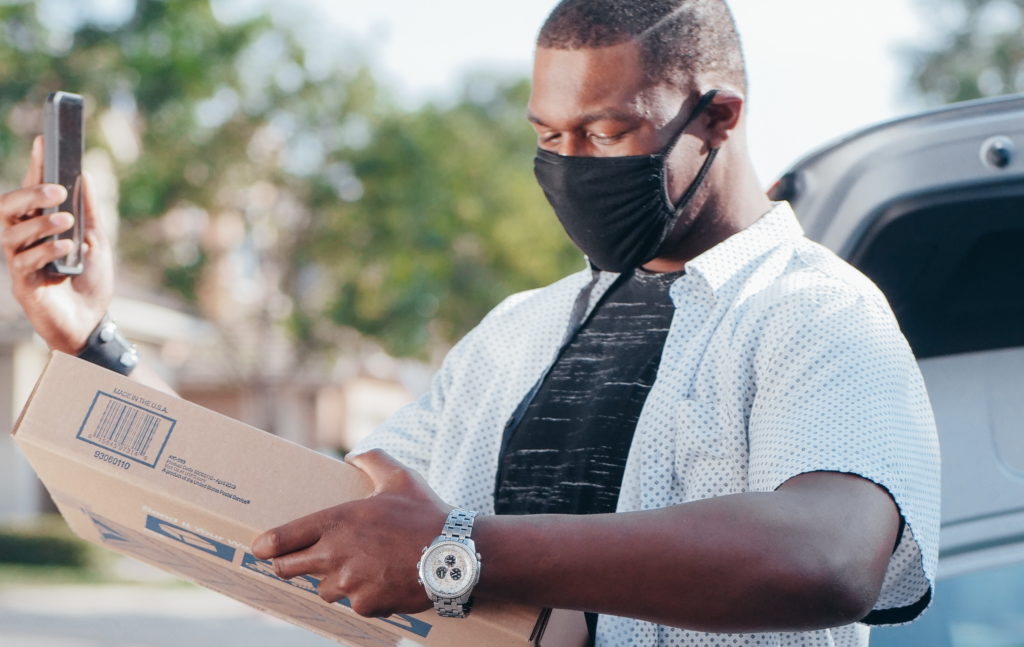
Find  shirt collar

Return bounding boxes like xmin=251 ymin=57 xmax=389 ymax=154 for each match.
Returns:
xmin=682 ymin=201 xmax=805 ymax=295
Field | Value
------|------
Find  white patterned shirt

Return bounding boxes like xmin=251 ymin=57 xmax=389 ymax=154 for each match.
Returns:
xmin=355 ymin=202 xmax=941 ymax=646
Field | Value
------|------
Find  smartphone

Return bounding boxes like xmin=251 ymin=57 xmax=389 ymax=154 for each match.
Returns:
xmin=42 ymin=91 xmax=85 ymax=275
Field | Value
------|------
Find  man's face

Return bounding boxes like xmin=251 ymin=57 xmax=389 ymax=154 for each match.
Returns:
xmin=528 ymin=40 xmax=708 ymax=203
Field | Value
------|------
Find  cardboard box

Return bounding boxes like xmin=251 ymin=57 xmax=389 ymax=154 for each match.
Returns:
xmin=12 ymin=352 xmax=587 ymax=647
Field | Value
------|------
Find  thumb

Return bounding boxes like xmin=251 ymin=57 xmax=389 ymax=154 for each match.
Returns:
xmin=80 ymin=172 xmax=107 ymax=244
xmin=22 ymin=136 xmax=43 ymax=188
xmin=345 ymin=449 xmax=411 ymax=492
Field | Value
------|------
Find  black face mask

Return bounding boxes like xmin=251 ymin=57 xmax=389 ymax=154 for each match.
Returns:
xmin=533 ymin=90 xmax=719 ymax=272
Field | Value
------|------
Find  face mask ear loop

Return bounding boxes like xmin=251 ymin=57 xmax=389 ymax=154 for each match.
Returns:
xmin=660 ymin=89 xmax=721 ymax=229
xmin=651 ymin=145 xmax=719 ymax=253
xmin=671 ymin=145 xmax=718 ymax=216
xmin=661 ymin=89 xmax=719 ymax=159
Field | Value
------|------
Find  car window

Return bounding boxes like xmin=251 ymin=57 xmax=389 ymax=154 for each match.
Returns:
xmin=870 ymin=558 xmax=1024 ymax=647
xmin=848 ymin=185 xmax=1024 ymax=359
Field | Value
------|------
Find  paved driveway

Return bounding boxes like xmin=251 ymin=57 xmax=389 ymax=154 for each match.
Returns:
xmin=0 ymin=584 xmax=339 ymax=646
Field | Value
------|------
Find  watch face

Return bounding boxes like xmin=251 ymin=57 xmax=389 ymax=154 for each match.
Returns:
xmin=420 ymin=540 xmax=478 ymax=598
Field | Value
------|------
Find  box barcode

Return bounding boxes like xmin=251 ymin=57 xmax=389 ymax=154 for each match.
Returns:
xmin=91 ymin=399 xmax=160 ymax=457
xmin=76 ymin=392 xmax=175 ymax=468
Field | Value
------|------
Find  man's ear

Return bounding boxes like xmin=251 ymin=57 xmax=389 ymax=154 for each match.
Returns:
xmin=703 ymin=89 xmax=744 ymax=148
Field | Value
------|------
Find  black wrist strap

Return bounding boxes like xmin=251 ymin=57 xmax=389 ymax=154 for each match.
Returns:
xmin=76 ymin=313 xmax=139 ymax=376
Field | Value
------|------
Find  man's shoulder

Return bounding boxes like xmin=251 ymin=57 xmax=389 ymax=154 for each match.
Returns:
xmin=718 ymin=237 xmax=917 ymax=387
xmin=730 ymin=236 xmax=899 ymax=347
xmin=755 ymin=236 xmax=890 ymax=313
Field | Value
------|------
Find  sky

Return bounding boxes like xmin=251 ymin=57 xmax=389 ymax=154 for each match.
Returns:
xmin=73 ymin=0 xmax=939 ymax=184
xmin=258 ymin=0 xmax=936 ymax=185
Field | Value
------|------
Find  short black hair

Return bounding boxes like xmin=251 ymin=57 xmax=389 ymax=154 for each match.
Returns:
xmin=537 ymin=0 xmax=747 ymax=92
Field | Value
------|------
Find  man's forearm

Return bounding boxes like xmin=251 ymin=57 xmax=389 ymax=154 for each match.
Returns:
xmin=472 ymin=471 xmax=898 ymax=633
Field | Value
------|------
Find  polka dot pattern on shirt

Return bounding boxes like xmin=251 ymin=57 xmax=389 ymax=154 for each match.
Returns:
xmin=354 ymin=203 xmax=940 ymax=647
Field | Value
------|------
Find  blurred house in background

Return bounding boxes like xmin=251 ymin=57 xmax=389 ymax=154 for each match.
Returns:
xmin=173 ymin=320 xmax=423 ymax=455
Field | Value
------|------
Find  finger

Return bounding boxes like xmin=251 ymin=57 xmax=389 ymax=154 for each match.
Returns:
xmin=22 ymin=136 xmax=43 ymax=188
xmin=252 ymin=512 xmax=327 ymax=559
xmin=317 ymin=575 xmax=347 ymax=604
xmin=9 ymin=238 xmax=74 ymax=277
xmin=270 ymin=546 xmax=327 ymax=581
xmin=2 ymin=212 xmax=73 ymax=257
xmin=0 ymin=184 xmax=66 ymax=228
xmin=345 ymin=449 xmax=413 ymax=492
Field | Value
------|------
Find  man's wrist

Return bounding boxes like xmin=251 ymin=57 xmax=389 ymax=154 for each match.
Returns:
xmin=418 ymin=508 xmax=482 ymax=618
xmin=76 ymin=313 xmax=138 ymax=375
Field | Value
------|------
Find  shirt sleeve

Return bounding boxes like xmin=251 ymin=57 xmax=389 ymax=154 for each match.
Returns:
xmin=350 ymin=377 xmax=444 ymax=478
xmin=350 ymin=286 xmax=544 ymax=478
xmin=746 ymin=281 xmax=941 ymax=625
xmin=350 ymin=325 xmax=479 ymax=476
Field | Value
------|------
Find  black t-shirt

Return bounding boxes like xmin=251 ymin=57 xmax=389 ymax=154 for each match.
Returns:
xmin=494 ymin=268 xmax=682 ymax=516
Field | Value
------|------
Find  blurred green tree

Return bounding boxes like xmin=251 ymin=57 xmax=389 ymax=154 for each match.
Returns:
xmin=908 ymin=0 xmax=1024 ymax=103
xmin=316 ymin=77 xmax=583 ymax=357
xmin=0 ymin=0 xmax=579 ymax=372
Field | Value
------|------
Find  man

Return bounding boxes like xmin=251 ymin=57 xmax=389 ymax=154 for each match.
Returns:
xmin=2 ymin=1 xmax=938 ymax=645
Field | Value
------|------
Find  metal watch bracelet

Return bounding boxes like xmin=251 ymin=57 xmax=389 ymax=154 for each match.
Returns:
xmin=439 ymin=509 xmax=477 ymax=617
xmin=424 ymin=509 xmax=479 ymax=618
xmin=76 ymin=313 xmax=139 ymax=376
xmin=443 ymin=509 xmax=477 ymax=540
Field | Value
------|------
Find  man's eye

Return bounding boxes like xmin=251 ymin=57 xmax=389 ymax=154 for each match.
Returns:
xmin=590 ymin=132 xmax=624 ymax=145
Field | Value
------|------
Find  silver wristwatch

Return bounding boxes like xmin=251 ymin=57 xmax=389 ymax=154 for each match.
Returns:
xmin=417 ymin=509 xmax=482 ymax=618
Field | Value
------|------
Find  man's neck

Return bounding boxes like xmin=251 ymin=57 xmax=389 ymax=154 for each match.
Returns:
xmin=643 ymin=160 xmax=772 ymax=273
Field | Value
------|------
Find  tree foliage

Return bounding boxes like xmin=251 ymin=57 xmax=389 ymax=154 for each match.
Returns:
xmin=315 ymin=77 xmax=583 ymax=357
xmin=0 ymin=0 xmax=579 ymax=368
xmin=908 ymin=0 xmax=1024 ymax=103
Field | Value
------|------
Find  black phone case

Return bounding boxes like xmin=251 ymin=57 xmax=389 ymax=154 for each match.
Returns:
xmin=43 ymin=91 xmax=85 ymax=276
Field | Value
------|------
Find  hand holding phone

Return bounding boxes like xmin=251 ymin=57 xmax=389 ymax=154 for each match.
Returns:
xmin=43 ymin=90 xmax=85 ymax=275
xmin=0 ymin=95 xmax=114 ymax=356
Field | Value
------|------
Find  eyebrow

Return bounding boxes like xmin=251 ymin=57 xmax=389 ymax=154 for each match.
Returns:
xmin=527 ymin=107 xmax=641 ymax=128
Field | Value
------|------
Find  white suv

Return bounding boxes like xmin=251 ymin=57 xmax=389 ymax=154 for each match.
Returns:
xmin=770 ymin=93 xmax=1024 ymax=646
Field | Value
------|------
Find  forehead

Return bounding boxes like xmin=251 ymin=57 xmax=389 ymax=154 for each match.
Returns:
xmin=529 ymin=42 xmax=683 ymax=128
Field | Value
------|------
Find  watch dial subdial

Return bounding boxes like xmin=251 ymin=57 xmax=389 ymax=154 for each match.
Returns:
xmin=422 ymin=541 xmax=477 ymax=597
